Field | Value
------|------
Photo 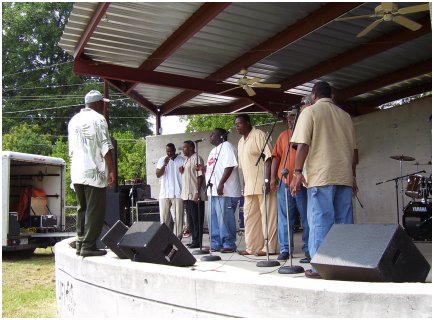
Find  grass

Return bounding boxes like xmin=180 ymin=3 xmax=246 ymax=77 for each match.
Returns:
xmin=2 ymin=248 xmax=57 ymax=318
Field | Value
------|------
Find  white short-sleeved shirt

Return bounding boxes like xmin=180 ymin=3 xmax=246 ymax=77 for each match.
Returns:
xmin=205 ymin=141 xmax=241 ymax=197
xmin=156 ymin=155 xmax=184 ymax=198
xmin=68 ymin=107 xmax=113 ymax=188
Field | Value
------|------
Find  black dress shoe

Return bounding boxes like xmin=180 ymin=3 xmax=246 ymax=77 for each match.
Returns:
xmin=80 ymin=248 xmax=107 ymax=257
xmin=299 ymin=257 xmax=311 ymax=263
xmin=220 ymin=248 xmax=235 ymax=253
xmin=189 ymin=243 xmax=200 ymax=249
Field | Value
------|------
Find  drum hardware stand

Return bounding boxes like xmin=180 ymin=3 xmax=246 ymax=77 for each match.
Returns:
xmin=376 ymin=170 xmax=425 ymax=225
xmin=255 ymin=118 xmax=280 ymax=268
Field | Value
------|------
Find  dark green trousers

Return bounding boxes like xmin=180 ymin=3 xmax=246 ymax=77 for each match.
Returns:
xmin=74 ymin=184 xmax=106 ymax=251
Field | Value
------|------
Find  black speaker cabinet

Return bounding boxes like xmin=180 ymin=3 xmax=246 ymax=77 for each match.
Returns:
xmin=100 ymin=220 xmax=130 ymax=259
xmin=118 ymin=222 xmax=196 ymax=267
xmin=311 ymin=224 xmax=430 ymax=282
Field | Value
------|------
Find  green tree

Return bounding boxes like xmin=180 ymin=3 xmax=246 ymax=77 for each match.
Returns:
xmin=113 ymin=131 xmax=147 ymax=183
xmin=51 ymin=137 xmax=76 ymax=205
xmin=2 ymin=123 xmax=53 ymax=155
xmin=2 ymin=2 xmax=153 ymax=139
xmin=183 ymin=113 xmax=278 ymax=132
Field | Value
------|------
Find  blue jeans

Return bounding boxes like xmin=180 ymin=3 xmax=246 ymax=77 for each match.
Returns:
xmin=277 ymin=180 xmax=309 ymax=255
xmin=208 ymin=196 xmax=238 ymax=250
xmin=307 ymin=185 xmax=353 ymax=272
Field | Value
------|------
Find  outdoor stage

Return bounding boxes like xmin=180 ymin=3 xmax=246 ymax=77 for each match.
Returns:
xmin=55 ymin=231 xmax=432 ymax=318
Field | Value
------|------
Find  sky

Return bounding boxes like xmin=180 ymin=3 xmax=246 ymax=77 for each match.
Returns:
xmin=148 ymin=115 xmax=188 ymax=135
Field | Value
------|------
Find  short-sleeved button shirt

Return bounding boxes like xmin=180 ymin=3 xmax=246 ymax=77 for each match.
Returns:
xmin=272 ymin=129 xmax=296 ymax=182
xmin=68 ymin=107 xmax=113 ymax=188
xmin=290 ymin=98 xmax=356 ymax=187
xmin=181 ymin=153 xmax=207 ymax=201
xmin=156 ymin=155 xmax=184 ymax=199
xmin=237 ymin=127 xmax=273 ymax=195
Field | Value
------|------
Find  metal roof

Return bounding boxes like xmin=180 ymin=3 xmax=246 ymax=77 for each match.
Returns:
xmin=59 ymin=2 xmax=432 ymax=126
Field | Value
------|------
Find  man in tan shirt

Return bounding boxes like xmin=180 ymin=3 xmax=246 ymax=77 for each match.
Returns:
xmin=235 ymin=114 xmax=278 ymax=256
xmin=180 ymin=140 xmax=206 ymax=249
xmin=290 ymin=81 xmax=357 ymax=278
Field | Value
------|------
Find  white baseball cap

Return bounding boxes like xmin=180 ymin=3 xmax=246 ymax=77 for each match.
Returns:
xmin=84 ymin=90 xmax=110 ymax=104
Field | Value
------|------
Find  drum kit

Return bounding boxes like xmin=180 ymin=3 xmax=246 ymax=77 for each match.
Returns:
xmin=376 ymin=155 xmax=431 ymax=241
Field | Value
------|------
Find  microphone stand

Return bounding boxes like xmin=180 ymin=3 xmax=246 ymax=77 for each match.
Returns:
xmin=192 ymin=141 xmax=210 ymax=255
xmin=376 ymin=170 xmax=425 ymax=225
xmin=278 ymin=105 xmax=304 ymax=274
xmin=201 ymin=141 xmax=224 ymax=262
xmin=255 ymin=120 xmax=280 ymax=268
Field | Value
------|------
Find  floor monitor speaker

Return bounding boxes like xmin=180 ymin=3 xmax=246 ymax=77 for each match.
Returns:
xmin=118 ymin=222 xmax=196 ymax=267
xmin=100 ymin=220 xmax=130 ymax=259
xmin=311 ymin=224 xmax=430 ymax=282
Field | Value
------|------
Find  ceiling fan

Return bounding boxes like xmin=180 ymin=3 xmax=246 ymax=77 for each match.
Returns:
xmin=219 ymin=69 xmax=281 ymax=97
xmin=336 ymin=2 xmax=430 ymax=37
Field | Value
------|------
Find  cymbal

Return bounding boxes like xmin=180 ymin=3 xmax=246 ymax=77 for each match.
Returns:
xmin=412 ymin=161 xmax=432 ymax=166
xmin=390 ymin=155 xmax=415 ymax=161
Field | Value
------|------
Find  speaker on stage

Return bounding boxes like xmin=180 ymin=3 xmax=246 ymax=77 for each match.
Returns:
xmin=100 ymin=220 xmax=130 ymax=259
xmin=118 ymin=222 xmax=196 ymax=267
xmin=311 ymin=224 xmax=430 ymax=282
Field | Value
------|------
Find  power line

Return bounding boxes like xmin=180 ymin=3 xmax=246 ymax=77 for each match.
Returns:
xmin=2 ymin=82 xmax=104 ymax=92
xmin=2 ymin=98 xmax=131 ymax=114
xmin=2 ymin=61 xmax=72 ymax=77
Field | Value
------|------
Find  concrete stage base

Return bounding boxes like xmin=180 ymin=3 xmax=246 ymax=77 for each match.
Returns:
xmin=55 ymin=236 xmax=432 ymax=318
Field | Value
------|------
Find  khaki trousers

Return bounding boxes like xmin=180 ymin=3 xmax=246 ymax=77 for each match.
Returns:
xmin=159 ymin=198 xmax=184 ymax=238
xmin=243 ymin=192 xmax=278 ymax=254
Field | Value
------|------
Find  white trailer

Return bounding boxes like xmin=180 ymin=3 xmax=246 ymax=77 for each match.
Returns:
xmin=2 ymin=151 xmax=75 ymax=253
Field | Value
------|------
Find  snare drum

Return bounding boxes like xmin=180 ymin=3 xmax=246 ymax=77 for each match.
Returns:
xmin=405 ymin=175 xmax=424 ymax=199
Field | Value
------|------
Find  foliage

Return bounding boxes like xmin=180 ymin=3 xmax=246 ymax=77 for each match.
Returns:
xmin=51 ymin=137 xmax=76 ymax=205
xmin=2 ymin=123 xmax=53 ymax=155
xmin=2 ymin=2 xmax=153 ymax=143
xmin=2 ymin=248 xmax=56 ymax=318
xmin=113 ymin=131 xmax=147 ymax=183
xmin=183 ymin=113 xmax=278 ymax=133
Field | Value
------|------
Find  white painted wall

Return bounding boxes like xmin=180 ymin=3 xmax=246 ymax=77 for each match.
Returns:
xmin=146 ymin=96 xmax=432 ymax=226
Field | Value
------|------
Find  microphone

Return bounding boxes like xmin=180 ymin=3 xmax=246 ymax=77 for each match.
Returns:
xmin=194 ymin=138 xmax=206 ymax=143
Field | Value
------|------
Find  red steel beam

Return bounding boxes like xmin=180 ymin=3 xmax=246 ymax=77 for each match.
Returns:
xmin=160 ymin=2 xmax=362 ymax=115
xmin=106 ymin=79 xmax=159 ymax=115
xmin=336 ymin=59 xmax=432 ymax=101
xmin=346 ymin=81 xmax=432 ymax=116
xmin=167 ymin=103 xmax=264 ymax=116
xmin=125 ymin=2 xmax=230 ymax=94
xmin=73 ymin=2 xmax=111 ymax=59
xmin=280 ymin=17 xmax=431 ymax=91
xmin=73 ymin=58 xmax=296 ymax=104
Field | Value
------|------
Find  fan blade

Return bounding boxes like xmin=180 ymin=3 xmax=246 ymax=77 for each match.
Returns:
xmin=242 ymin=77 xmax=262 ymax=85
xmin=252 ymin=83 xmax=282 ymax=89
xmin=381 ymin=2 xmax=394 ymax=12
xmin=243 ymin=85 xmax=256 ymax=97
xmin=335 ymin=14 xmax=378 ymax=21
xmin=393 ymin=15 xmax=422 ymax=31
xmin=218 ymin=86 xmax=240 ymax=95
xmin=398 ymin=3 xmax=430 ymax=15
xmin=357 ymin=18 xmax=383 ymax=37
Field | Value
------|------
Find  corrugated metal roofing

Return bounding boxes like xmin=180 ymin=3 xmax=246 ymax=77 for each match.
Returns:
xmin=59 ymin=2 xmax=432 ymax=116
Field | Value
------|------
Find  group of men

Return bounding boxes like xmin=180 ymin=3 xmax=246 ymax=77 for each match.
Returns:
xmin=155 ymin=81 xmax=358 ymax=278
xmin=69 ymin=81 xmax=357 ymax=279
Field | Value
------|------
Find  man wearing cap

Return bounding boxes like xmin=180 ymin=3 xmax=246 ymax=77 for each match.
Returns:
xmin=270 ymin=97 xmax=311 ymax=263
xmin=68 ymin=90 xmax=116 ymax=257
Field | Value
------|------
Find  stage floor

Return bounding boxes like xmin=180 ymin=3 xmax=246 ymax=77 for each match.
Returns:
xmin=55 ymin=228 xmax=432 ymax=318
